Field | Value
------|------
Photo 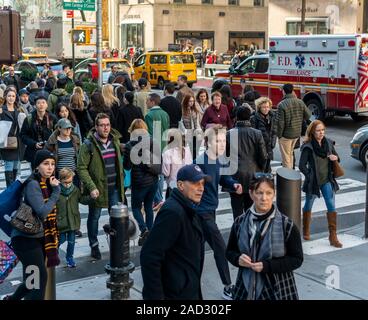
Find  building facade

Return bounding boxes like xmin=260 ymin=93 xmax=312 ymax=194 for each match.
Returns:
xmin=268 ymin=0 xmax=362 ymax=36
xmin=119 ymin=0 xmax=268 ymax=54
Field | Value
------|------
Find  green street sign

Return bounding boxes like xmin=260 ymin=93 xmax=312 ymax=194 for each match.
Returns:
xmin=63 ymin=0 xmax=96 ymax=11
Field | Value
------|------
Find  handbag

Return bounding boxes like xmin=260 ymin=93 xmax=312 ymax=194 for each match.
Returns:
xmin=10 ymin=202 xmax=44 ymax=235
xmin=3 ymin=136 xmax=18 ymax=149
xmin=0 ymin=240 xmax=19 ymax=284
xmin=332 ymin=160 xmax=344 ymax=178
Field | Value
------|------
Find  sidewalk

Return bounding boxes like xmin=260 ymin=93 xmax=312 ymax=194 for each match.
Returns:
xmin=56 ymin=223 xmax=368 ymax=300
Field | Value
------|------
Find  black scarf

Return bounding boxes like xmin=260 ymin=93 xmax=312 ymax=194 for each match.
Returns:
xmin=311 ymin=137 xmax=329 ymax=158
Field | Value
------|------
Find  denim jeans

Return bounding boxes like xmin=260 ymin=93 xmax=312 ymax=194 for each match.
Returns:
xmin=59 ymin=231 xmax=76 ymax=260
xmin=153 ymin=174 xmax=164 ymax=205
xmin=303 ymin=182 xmax=336 ymax=212
xmin=4 ymin=160 xmax=20 ymax=172
xmin=131 ymin=182 xmax=158 ymax=233
xmin=87 ymin=188 xmax=121 ymax=248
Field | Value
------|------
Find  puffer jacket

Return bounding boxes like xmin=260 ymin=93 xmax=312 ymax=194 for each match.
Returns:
xmin=276 ymin=93 xmax=311 ymax=139
xmin=123 ymin=133 xmax=160 ymax=189
xmin=299 ymin=138 xmax=340 ymax=197
xmin=250 ymin=110 xmax=277 ymax=160
xmin=57 ymin=187 xmax=81 ymax=233
xmin=226 ymin=121 xmax=268 ymax=192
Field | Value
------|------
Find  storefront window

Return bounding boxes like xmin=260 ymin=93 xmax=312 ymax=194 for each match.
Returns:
xmin=229 ymin=32 xmax=265 ymax=53
xmin=174 ymin=31 xmax=214 ymax=52
xmin=286 ymin=20 xmax=329 ymax=35
xmin=121 ymin=23 xmax=144 ymax=49
xmin=202 ymin=0 xmax=213 ymax=3
xmin=228 ymin=0 xmax=239 ymax=5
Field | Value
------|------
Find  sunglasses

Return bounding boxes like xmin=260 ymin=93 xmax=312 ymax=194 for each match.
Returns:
xmin=254 ymin=172 xmax=274 ymax=180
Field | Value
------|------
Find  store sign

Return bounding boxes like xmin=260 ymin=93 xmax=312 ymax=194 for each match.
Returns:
xmin=123 ymin=14 xmax=141 ymax=19
xmin=35 ymin=29 xmax=51 ymax=47
xmin=297 ymin=5 xmax=318 ymax=13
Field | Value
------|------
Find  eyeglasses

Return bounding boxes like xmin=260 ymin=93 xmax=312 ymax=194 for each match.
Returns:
xmin=254 ymin=172 xmax=274 ymax=180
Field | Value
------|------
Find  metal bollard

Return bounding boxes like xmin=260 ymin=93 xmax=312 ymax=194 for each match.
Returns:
xmin=276 ymin=167 xmax=302 ymax=232
xmin=44 ymin=263 xmax=56 ymax=300
xmin=104 ymin=203 xmax=135 ymax=300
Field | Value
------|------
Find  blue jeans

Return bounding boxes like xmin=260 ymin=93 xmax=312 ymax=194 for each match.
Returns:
xmin=87 ymin=188 xmax=121 ymax=248
xmin=59 ymin=231 xmax=76 ymax=260
xmin=4 ymin=160 xmax=20 ymax=172
xmin=131 ymin=182 xmax=158 ymax=233
xmin=153 ymin=174 xmax=164 ymax=205
xmin=303 ymin=182 xmax=336 ymax=212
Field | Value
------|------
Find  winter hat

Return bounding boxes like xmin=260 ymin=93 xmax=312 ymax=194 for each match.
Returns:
xmin=34 ymin=149 xmax=56 ymax=168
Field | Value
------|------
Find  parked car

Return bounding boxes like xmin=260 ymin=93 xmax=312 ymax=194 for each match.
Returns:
xmin=350 ymin=124 xmax=368 ymax=168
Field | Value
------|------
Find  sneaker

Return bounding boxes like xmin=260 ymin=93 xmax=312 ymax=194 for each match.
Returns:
xmin=222 ymin=285 xmax=234 ymax=300
xmin=91 ymin=245 xmax=101 ymax=260
xmin=66 ymin=257 xmax=76 ymax=268
xmin=138 ymin=230 xmax=150 ymax=246
xmin=75 ymin=230 xmax=83 ymax=238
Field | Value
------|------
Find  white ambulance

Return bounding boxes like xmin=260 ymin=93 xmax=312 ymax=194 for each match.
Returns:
xmin=216 ymin=34 xmax=368 ymax=121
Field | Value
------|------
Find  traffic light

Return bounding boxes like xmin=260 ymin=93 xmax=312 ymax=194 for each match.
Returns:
xmin=71 ymin=29 xmax=90 ymax=44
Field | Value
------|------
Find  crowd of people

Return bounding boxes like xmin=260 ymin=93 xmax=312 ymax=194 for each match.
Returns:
xmin=0 ymin=65 xmax=345 ymax=301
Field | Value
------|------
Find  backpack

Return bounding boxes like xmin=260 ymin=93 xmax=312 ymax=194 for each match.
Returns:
xmin=0 ymin=179 xmax=25 ymax=237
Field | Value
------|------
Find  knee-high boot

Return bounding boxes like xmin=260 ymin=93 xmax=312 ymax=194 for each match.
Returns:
xmin=326 ymin=212 xmax=343 ymax=248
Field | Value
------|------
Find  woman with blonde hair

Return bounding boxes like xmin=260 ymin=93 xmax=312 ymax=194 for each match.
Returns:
xmin=299 ymin=120 xmax=342 ymax=247
xmin=123 ymin=118 xmax=159 ymax=246
xmin=102 ymin=84 xmax=120 ymax=124
xmin=250 ymin=97 xmax=277 ymax=173
xmin=162 ymin=128 xmax=192 ymax=198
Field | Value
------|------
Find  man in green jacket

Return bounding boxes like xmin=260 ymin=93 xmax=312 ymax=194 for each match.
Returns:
xmin=144 ymin=93 xmax=170 ymax=210
xmin=77 ymin=113 xmax=124 ymax=260
xmin=276 ymin=83 xmax=311 ymax=169
xmin=47 ymin=77 xmax=70 ymax=113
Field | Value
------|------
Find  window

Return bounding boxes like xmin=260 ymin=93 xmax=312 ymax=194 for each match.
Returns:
xmin=228 ymin=0 xmax=239 ymax=5
xmin=254 ymin=0 xmax=264 ymax=6
xmin=120 ymin=0 xmax=128 ymax=4
xmin=238 ymin=58 xmax=257 ymax=75
xmin=134 ymin=55 xmax=146 ymax=67
xmin=150 ymin=55 xmax=167 ymax=64
xmin=255 ymin=58 xmax=268 ymax=73
xmin=173 ymin=0 xmax=185 ymax=3
xmin=138 ymin=0 xmax=144 ymax=3
xmin=286 ymin=20 xmax=329 ymax=35
xmin=202 ymin=0 xmax=213 ymax=3
xmin=121 ymin=23 xmax=144 ymax=48
xmin=170 ymin=55 xmax=194 ymax=64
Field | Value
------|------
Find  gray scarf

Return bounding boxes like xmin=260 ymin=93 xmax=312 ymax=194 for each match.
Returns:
xmin=238 ymin=204 xmax=286 ymax=300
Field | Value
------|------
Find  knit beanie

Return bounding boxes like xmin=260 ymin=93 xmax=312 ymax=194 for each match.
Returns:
xmin=34 ymin=149 xmax=56 ymax=168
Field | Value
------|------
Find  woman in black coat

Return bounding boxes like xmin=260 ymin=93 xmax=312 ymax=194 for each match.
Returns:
xmin=226 ymin=175 xmax=303 ymax=300
xmin=299 ymin=120 xmax=342 ymax=248
xmin=250 ymin=97 xmax=277 ymax=173
xmin=0 ymin=87 xmax=26 ymax=186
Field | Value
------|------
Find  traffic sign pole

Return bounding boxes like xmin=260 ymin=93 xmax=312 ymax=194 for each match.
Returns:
xmin=72 ymin=16 xmax=76 ymax=83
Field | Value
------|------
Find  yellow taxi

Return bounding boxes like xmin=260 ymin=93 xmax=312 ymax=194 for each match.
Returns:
xmin=133 ymin=51 xmax=197 ymax=89
xmin=21 ymin=53 xmax=48 ymax=61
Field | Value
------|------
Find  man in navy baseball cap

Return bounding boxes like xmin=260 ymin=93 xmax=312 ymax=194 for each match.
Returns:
xmin=140 ymin=164 xmax=209 ymax=300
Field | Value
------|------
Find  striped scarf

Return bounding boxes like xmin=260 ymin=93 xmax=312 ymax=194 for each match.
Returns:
xmin=40 ymin=181 xmax=60 ymax=268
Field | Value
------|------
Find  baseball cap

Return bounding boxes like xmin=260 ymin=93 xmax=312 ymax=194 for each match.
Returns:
xmin=57 ymin=118 xmax=74 ymax=129
xmin=177 ymin=164 xmax=211 ymax=183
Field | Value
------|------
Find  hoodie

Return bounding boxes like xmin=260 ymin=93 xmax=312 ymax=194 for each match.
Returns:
xmin=47 ymin=88 xmax=69 ymax=113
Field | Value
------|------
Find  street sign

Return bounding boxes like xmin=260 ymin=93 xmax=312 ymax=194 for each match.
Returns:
xmin=63 ymin=0 xmax=96 ymax=11
xmin=66 ymin=10 xmax=74 ymax=18
xmin=72 ymin=29 xmax=88 ymax=44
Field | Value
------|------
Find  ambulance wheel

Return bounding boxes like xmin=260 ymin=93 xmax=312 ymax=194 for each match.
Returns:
xmin=351 ymin=113 xmax=367 ymax=122
xmin=306 ymin=99 xmax=324 ymax=121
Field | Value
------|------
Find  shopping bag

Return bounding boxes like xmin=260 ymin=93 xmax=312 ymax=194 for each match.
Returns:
xmin=0 ymin=121 xmax=12 ymax=148
xmin=0 ymin=240 xmax=19 ymax=284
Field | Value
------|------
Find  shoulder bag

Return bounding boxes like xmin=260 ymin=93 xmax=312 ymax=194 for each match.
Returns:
xmin=10 ymin=202 xmax=44 ymax=235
